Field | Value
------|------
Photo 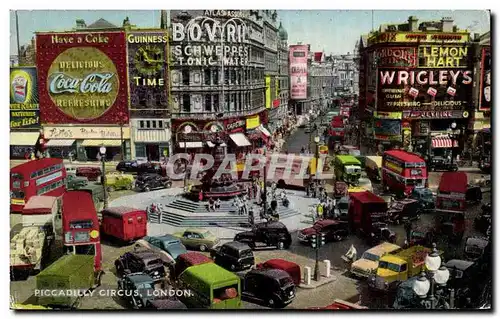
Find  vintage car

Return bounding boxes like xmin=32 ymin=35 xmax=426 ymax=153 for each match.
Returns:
xmin=368 ymin=222 xmax=397 ymax=246
xmin=464 ymin=237 xmax=490 ymax=261
xmin=210 ymin=241 xmax=255 ymax=271
xmin=427 ymin=156 xmax=458 ymax=172
xmin=404 ymin=229 xmax=428 ymax=248
xmin=172 ymin=228 xmax=220 ymax=252
xmin=116 ymin=160 xmax=140 ymax=173
xmin=240 ymin=268 xmax=296 ymax=308
xmin=255 ymin=259 xmax=301 ymax=286
xmin=135 ymin=235 xmax=187 ymax=265
xmin=474 ymin=203 xmax=492 ymax=235
xmin=357 ymin=177 xmax=373 ymax=193
xmin=387 ymin=199 xmax=421 ymax=224
xmin=298 ymin=219 xmax=349 ymax=244
xmin=76 ymin=166 xmax=102 ymax=181
xmin=445 ymin=259 xmax=490 ymax=309
xmin=66 ymin=173 xmax=88 ymax=190
xmin=65 ymin=165 xmax=77 ymax=175
xmin=105 ymin=172 xmax=135 ymax=192
xmin=409 ymin=188 xmax=435 ymax=211
xmin=333 ymin=196 xmax=349 ymax=220
xmin=365 ymin=156 xmax=382 ymax=182
xmin=117 ymin=273 xmax=171 ymax=309
xmin=135 ymin=173 xmax=172 ymax=192
xmin=234 ymin=221 xmax=292 ymax=250
xmin=350 ymin=242 xmax=402 ymax=278
xmin=114 ymin=250 xmax=166 ymax=282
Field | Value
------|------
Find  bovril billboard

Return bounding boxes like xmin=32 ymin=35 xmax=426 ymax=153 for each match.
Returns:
xmin=36 ymin=32 xmax=129 ymax=124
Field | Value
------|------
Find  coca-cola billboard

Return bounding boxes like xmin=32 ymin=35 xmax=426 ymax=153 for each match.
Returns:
xmin=36 ymin=32 xmax=129 ymax=124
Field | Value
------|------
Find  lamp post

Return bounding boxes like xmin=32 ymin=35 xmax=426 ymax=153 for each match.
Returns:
xmin=118 ymin=111 xmax=126 ymax=161
xmin=314 ymin=136 xmax=320 ymax=179
xmin=412 ymin=243 xmax=453 ymax=309
xmin=448 ymin=122 xmax=458 ymax=167
xmin=183 ymin=125 xmax=192 ymax=189
xmin=100 ymin=146 xmax=108 ymax=209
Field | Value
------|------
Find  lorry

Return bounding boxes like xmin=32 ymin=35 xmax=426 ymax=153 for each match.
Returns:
xmin=35 ymin=254 xmax=98 ymax=309
xmin=334 ymin=155 xmax=362 ymax=185
xmin=10 ymin=196 xmax=59 ymax=280
xmin=348 ymin=191 xmax=395 ymax=245
xmin=368 ymin=245 xmax=434 ymax=292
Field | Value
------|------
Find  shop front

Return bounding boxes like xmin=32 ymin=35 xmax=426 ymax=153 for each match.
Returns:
xmin=10 ymin=131 xmax=41 ymax=159
xmin=43 ymin=126 xmax=131 ymax=161
xmin=173 ymin=121 xmax=228 ymax=156
xmin=131 ymin=119 xmax=172 ymax=162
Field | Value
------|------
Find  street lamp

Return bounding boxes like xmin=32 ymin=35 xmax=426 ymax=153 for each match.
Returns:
xmin=412 ymin=243 xmax=452 ymax=309
xmin=100 ymin=146 xmax=108 ymax=209
xmin=447 ymin=122 xmax=458 ymax=167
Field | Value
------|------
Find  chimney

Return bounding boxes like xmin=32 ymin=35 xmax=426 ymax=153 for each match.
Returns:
xmin=441 ymin=17 xmax=454 ymax=32
xmin=408 ymin=16 xmax=419 ymax=32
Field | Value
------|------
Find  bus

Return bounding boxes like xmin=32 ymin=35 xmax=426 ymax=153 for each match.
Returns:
xmin=10 ymin=158 xmax=67 ymax=212
xmin=382 ymin=150 xmax=428 ymax=197
xmin=61 ymin=191 xmax=102 ymax=275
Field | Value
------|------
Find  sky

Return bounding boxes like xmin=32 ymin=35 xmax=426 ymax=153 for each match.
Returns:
xmin=9 ymin=9 xmax=490 ymax=56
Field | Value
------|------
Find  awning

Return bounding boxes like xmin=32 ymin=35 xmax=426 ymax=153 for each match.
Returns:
xmin=81 ymin=139 xmax=122 ymax=147
xmin=207 ymin=141 xmax=227 ymax=147
xmin=10 ymin=132 xmax=40 ymax=146
xmin=432 ymin=136 xmax=459 ymax=148
xmin=257 ymin=125 xmax=271 ymax=137
xmin=229 ymin=133 xmax=251 ymax=147
xmin=45 ymin=139 xmax=76 ymax=147
xmin=178 ymin=142 xmax=203 ymax=148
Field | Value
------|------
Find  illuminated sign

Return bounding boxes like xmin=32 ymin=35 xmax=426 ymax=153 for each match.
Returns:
xmin=246 ymin=115 xmax=260 ymax=130
xmin=171 ymin=16 xmax=249 ymax=66
xmin=403 ymin=110 xmax=469 ymax=119
xmin=368 ymin=32 xmax=469 ymax=45
xmin=376 ymin=47 xmax=417 ymax=68
xmin=289 ymin=45 xmax=308 ymax=99
xmin=36 ymin=171 xmax=63 ymax=186
xmin=419 ymin=46 xmax=469 ymax=68
xmin=10 ymin=67 xmax=40 ymax=129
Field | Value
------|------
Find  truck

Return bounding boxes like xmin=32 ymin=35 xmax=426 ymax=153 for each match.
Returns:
xmin=35 ymin=254 xmax=98 ymax=309
xmin=368 ymin=245 xmax=434 ymax=292
xmin=334 ymin=155 xmax=362 ymax=185
xmin=10 ymin=196 xmax=60 ymax=280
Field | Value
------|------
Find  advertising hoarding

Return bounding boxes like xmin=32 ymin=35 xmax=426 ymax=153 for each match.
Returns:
xmin=418 ymin=45 xmax=470 ymax=68
xmin=377 ymin=68 xmax=473 ymax=113
xmin=479 ymin=47 xmax=491 ymax=111
xmin=127 ymin=31 xmax=170 ymax=118
xmin=10 ymin=67 xmax=40 ymax=129
xmin=376 ymin=47 xmax=417 ymax=68
xmin=36 ymin=32 xmax=129 ymax=124
xmin=265 ymin=76 xmax=271 ymax=108
xmin=289 ymin=45 xmax=308 ymax=99
xmin=368 ymin=32 xmax=470 ymax=46
xmin=373 ymin=118 xmax=402 ymax=141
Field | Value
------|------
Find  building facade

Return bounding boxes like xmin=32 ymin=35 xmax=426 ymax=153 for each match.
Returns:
xmin=331 ymin=53 xmax=358 ymax=97
xmin=276 ymin=22 xmax=290 ymax=130
xmin=169 ymin=10 xmax=269 ymax=154
xmin=359 ymin=16 xmax=474 ymax=157
xmin=309 ymin=52 xmax=335 ymax=114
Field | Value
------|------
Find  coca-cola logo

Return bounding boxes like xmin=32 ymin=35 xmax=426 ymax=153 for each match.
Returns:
xmin=49 ymin=73 xmax=115 ymax=94
xmin=47 ymin=47 xmax=119 ymax=120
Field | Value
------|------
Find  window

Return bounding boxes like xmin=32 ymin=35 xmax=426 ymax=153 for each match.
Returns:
xmin=182 ymin=94 xmax=190 ymax=112
xmin=224 ymin=70 xmax=229 ymax=85
xmin=231 ymin=69 xmax=236 ymax=84
xmin=146 ymin=121 xmax=151 ymax=129
xmin=69 ymin=219 xmax=93 ymax=229
xmin=213 ymin=94 xmax=220 ymax=111
xmin=139 ymin=121 xmax=144 ymax=128
xmin=400 ymin=264 xmax=407 ymax=272
xmin=182 ymin=69 xmax=190 ymax=85
xmin=152 ymin=121 xmax=157 ymax=129
xmin=213 ymin=70 xmax=219 ymax=85
xmin=158 ymin=121 xmax=163 ymax=129
xmin=204 ymin=69 xmax=211 ymax=85
xmin=204 ymin=95 xmax=212 ymax=112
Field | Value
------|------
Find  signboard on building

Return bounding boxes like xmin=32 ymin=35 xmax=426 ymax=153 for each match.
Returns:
xmin=377 ymin=68 xmax=473 ymax=112
xmin=127 ymin=31 xmax=170 ymax=118
xmin=289 ymin=45 xmax=308 ymax=99
xmin=418 ymin=46 xmax=469 ymax=68
xmin=403 ymin=110 xmax=469 ymax=119
xmin=36 ymin=32 xmax=129 ymax=124
xmin=368 ymin=32 xmax=470 ymax=46
xmin=479 ymin=47 xmax=491 ymax=111
xmin=10 ymin=67 xmax=40 ymax=129
xmin=265 ymin=76 xmax=271 ymax=108
xmin=376 ymin=47 xmax=417 ymax=68
xmin=171 ymin=14 xmax=249 ymax=67
xmin=43 ymin=126 xmax=131 ymax=139
xmin=373 ymin=118 xmax=402 ymax=140
xmin=246 ymin=115 xmax=260 ymax=130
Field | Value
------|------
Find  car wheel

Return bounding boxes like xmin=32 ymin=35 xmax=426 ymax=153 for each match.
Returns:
xmin=144 ymin=186 xmax=150 ymax=192
xmin=199 ymin=244 xmax=207 ymax=252
xmin=165 ymin=182 xmax=172 ymax=189
xmin=277 ymin=241 xmax=285 ymax=250
xmin=126 ymin=183 xmax=133 ymax=190
xmin=230 ymin=264 xmax=236 ymax=271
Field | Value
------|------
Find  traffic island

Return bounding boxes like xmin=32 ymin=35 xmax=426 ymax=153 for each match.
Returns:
xmin=299 ymin=261 xmax=338 ymax=289
xmin=299 ymin=274 xmax=338 ymax=289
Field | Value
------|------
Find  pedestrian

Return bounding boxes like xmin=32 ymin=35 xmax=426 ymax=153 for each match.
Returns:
xmin=199 ymin=189 xmax=204 ymax=202
xmin=208 ymin=197 xmax=215 ymax=211
xmin=238 ymin=197 xmax=245 ymax=215
xmin=317 ymin=203 xmax=324 ymax=219
xmin=248 ymin=209 xmax=255 ymax=226
xmin=30 ymin=150 xmax=36 ymax=160
xmin=309 ymin=206 xmax=316 ymax=224
xmin=216 ymin=198 xmax=221 ymax=210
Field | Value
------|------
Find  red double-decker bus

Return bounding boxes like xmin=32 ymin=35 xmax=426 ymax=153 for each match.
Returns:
xmin=382 ymin=150 xmax=428 ymax=197
xmin=61 ymin=191 xmax=102 ymax=275
xmin=10 ymin=158 xmax=67 ymax=212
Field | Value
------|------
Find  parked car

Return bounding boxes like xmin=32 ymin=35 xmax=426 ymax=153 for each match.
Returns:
xmin=255 ymin=259 xmax=301 ymax=286
xmin=114 ymin=250 xmax=166 ymax=282
xmin=66 ymin=173 xmax=88 ymax=190
xmin=101 ymin=207 xmax=147 ymax=242
xmin=233 ymin=221 xmax=292 ymax=250
xmin=210 ymin=241 xmax=255 ymax=271
xmin=76 ymin=167 xmax=102 ymax=181
xmin=116 ymin=160 xmax=140 ymax=173
xmin=135 ymin=173 xmax=172 ymax=192
xmin=172 ymin=228 xmax=220 ymax=252
xmin=427 ymin=156 xmax=458 ymax=172
xmin=445 ymin=259 xmax=489 ymax=309
xmin=298 ymin=219 xmax=349 ymax=244
xmin=135 ymin=235 xmax=187 ymax=265
xmin=117 ymin=273 xmax=177 ymax=309
xmin=105 ymin=172 xmax=135 ymax=191
xmin=240 ymin=268 xmax=296 ymax=308
xmin=369 ymin=222 xmax=397 ymax=245
xmin=65 ymin=165 xmax=77 ymax=175
xmin=350 ymin=242 xmax=402 ymax=278
xmin=357 ymin=177 xmax=373 ymax=193
xmin=387 ymin=199 xmax=421 ymax=224
xmin=463 ymin=237 xmax=490 ymax=261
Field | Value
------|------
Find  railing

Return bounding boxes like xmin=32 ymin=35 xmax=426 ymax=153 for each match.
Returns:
xmin=171 ymin=105 xmax=267 ymax=120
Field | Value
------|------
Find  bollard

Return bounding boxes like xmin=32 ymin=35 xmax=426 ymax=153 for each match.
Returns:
xmin=323 ymin=260 xmax=331 ymax=278
xmin=304 ymin=266 xmax=311 ymax=286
